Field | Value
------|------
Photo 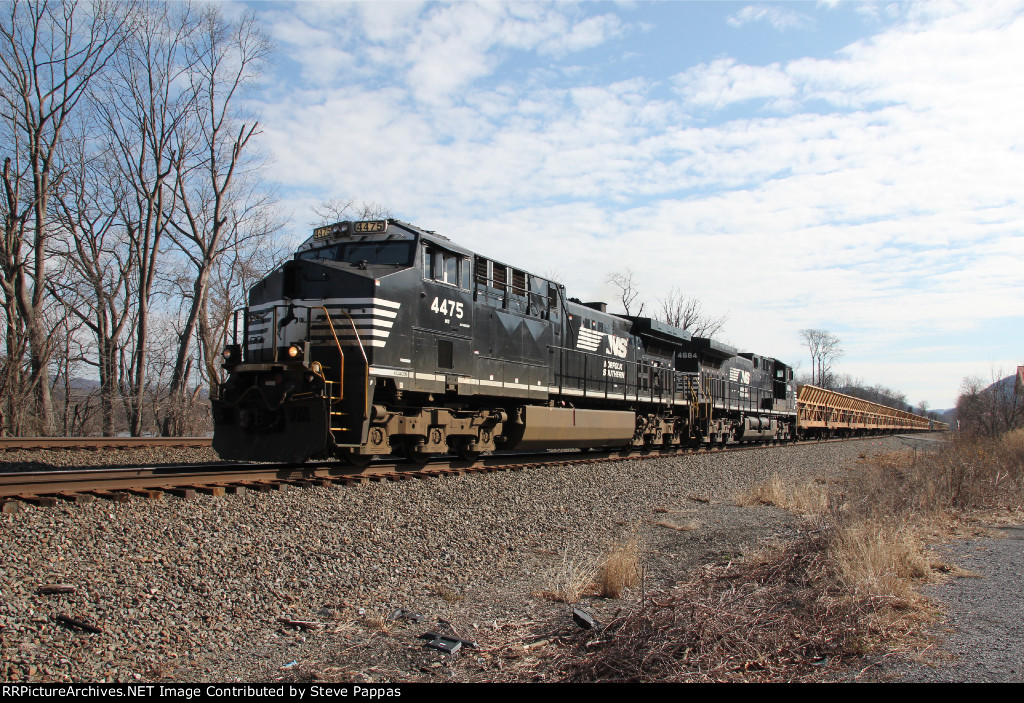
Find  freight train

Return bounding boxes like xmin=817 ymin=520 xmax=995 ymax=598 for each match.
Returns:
xmin=211 ymin=219 xmax=938 ymax=465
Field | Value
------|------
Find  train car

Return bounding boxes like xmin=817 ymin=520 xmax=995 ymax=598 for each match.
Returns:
xmin=673 ymin=336 xmax=797 ymax=444
xmin=796 ymin=385 xmax=947 ymax=437
xmin=211 ymin=219 xmax=799 ymax=464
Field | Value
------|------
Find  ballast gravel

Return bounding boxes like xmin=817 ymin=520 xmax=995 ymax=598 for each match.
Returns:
xmin=0 ymin=438 xmax=905 ymax=682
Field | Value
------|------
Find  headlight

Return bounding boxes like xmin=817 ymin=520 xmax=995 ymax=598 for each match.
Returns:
xmin=287 ymin=345 xmax=301 ymax=358
xmin=222 ymin=348 xmax=233 ymax=360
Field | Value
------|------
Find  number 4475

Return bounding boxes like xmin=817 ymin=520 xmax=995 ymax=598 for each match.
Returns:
xmin=430 ymin=297 xmax=464 ymax=319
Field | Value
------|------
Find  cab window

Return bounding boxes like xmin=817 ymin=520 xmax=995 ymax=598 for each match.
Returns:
xmin=423 ymin=244 xmax=467 ymax=289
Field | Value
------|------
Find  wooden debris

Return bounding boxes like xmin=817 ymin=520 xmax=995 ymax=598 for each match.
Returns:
xmin=37 ymin=584 xmax=76 ymax=595
xmin=55 ymin=614 xmax=103 ymax=634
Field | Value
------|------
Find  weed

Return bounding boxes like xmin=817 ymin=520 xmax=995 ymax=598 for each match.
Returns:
xmin=540 ymin=551 xmax=600 ymax=604
xmin=597 ymin=537 xmax=641 ymax=599
xmin=736 ymin=474 xmax=828 ymax=516
xmin=434 ymin=586 xmax=465 ymax=604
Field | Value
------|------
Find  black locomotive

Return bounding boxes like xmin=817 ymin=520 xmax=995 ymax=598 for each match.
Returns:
xmin=212 ymin=219 xmax=797 ymax=464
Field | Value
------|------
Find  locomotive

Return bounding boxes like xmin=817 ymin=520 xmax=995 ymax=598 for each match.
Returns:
xmin=212 ymin=219 xmax=797 ymax=464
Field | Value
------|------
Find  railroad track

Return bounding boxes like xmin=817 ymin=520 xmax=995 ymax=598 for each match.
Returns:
xmin=0 ymin=435 xmax=911 ymax=513
xmin=0 ymin=436 xmax=212 ymax=451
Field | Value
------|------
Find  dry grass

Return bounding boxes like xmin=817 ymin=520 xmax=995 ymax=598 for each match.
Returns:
xmin=433 ymin=586 xmax=465 ymax=604
xmin=540 ymin=551 xmax=600 ymax=604
xmin=1002 ymin=427 xmax=1024 ymax=458
xmin=541 ymin=537 xmax=645 ymax=603
xmin=560 ymin=535 xmax=876 ymax=682
xmin=736 ymin=473 xmax=829 ymax=516
xmin=597 ymin=537 xmax=642 ymax=599
xmin=828 ymin=519 xmax=931 ymax=600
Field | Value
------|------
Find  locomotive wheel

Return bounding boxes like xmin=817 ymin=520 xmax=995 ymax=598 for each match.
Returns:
xmin=339 ymin=449 xmax=374 ymax=468
xmin=455 ymin=439 xmax=481 ymax=462
xmin=405 ymin=444 xmax=432 ymax=466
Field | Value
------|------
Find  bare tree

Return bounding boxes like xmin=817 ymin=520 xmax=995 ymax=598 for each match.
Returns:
xmin=607 ymin=268 xmax=644 ymax=317
xmin=956 ymin=370 xmax=1023 ymax=438
xmin=97 ymin=0 xmax=201 ymax=435
xmin=0 ymin=0 xmax=133 ymax=434
xmin=311 ymin=198 xmax=392 ymax=225
xmin=199 ymin=220 xmax=286 ymax=399
xmin=48 ymin=131 xmax=133 ymax=436
xmin=658 ymin=286 xmax=728 ymax=338
xmin=161 ymin=5 xmax=276 ymax=435
xmin=799 ymin=328 xmax=843 ymax=388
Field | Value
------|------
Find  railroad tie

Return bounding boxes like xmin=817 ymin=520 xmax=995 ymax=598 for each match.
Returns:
xmin=56 ymin=492 xmax=96 ymax=504
xmin=163 ymin=487 xmax=196 ymax=500
xmin=17 ymin=494 xmax=57 ymax=507
xmin=127 ymin=488 xmax=164 ymax=500
xmin=89 ymin=490 xmax=131 ymax=502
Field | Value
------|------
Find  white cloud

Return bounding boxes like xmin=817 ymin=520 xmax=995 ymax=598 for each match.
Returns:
xmin=726 ymin=5 xmax=816 ymax=32
xmin=673 ymin=58 xmax=796 ymax=110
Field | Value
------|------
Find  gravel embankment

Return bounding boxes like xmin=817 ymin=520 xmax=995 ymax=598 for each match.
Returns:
xmin=1 ymin=438 xmax=901 ymax=683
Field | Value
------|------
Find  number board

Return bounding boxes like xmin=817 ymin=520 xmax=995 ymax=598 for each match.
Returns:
xmin=313 ymin=226 xmax=334 ymax=239
xmin=354 ymin=220 xmax=387 ymax=234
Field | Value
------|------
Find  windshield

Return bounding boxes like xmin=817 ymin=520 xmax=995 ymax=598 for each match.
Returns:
xmin=298 ymin=240 xmax=415 ymax=267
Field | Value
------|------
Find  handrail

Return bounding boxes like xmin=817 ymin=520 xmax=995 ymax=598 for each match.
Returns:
xmin=546 ymin=344 xmax=674 ymax=406
xmin=312 ymin=307 xmax=369 ymax=420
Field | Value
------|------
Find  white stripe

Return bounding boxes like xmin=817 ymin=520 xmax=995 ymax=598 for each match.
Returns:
xmin=250 ymin=297 xmax=401 ymax=311
xmin=334 ymin=328 xmax=391 ymax=339
xmin=329 ymin=338 xmax=387 ymax=348
xmin=369 ymin=367 xmax=410 ymax=378
xmin=415 ymin=372 xmax=446 ymax=382
xmin=312 ymin=320 xmax=394 ymax=332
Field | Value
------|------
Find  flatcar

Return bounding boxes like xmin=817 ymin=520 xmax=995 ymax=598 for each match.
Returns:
xmin=211 ymin=219 xmax=927 ymax=465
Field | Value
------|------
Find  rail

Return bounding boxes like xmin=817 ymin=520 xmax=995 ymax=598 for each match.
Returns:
xmin=0 ymin=436 xmax=212 ymax=451
xmin=0 ymin=434 xmax=901 ymax=508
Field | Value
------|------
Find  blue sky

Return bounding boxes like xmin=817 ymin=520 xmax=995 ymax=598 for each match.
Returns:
xmin=240 ymin=0 xmax=1024 ymax=409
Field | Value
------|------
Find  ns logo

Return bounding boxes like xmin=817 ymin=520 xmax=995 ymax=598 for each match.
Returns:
xmin=605 ymin=335 xmax=629 ymax=359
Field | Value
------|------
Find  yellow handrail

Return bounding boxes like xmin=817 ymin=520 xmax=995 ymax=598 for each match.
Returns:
xmin=313 ymin=307 xmax=369 ymax=419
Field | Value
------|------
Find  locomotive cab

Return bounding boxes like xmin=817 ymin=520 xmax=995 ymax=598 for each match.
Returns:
xmin=213 ymin=219 xmax=421 ymax=463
